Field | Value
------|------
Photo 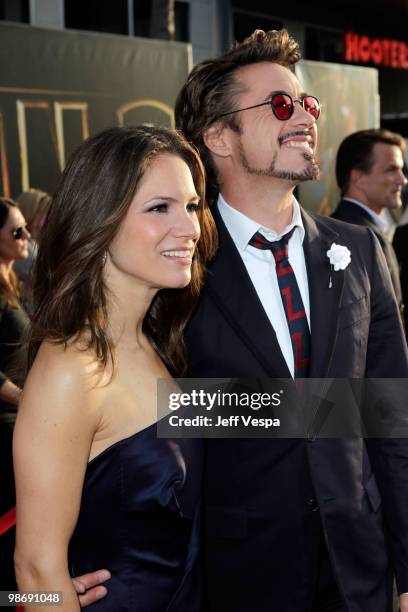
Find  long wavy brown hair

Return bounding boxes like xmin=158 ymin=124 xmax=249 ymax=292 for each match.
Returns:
xmin=27 ymin=126 xmax=217 ymax=376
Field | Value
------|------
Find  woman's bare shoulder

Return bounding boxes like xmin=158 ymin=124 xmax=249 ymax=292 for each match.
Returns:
xmin=21 ymin=340 xmax=109 ymax=423
xmin=29 ymin=340 xmax=108 ymax=390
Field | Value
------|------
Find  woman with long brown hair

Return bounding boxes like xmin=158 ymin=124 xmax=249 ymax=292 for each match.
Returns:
xmin=0 ymin=198 xmax=30 ymax=409
xmin=13 ymin=126 xmax=217 ymax=611
xmin=13 ymin=188 xmax=52 ymax=288
xmin=0 ymin=197 xmax=30 ymax=588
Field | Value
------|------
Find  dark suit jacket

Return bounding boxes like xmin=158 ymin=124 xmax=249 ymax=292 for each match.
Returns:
xmin=393 ymin=223 xmax=408 ymax=329
xmin=185 ymin=205 xmax=408 ymax=612
xmin=332 ymin=198 xmax=402 ymax=305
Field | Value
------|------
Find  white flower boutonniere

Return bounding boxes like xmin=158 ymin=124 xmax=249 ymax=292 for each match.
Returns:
xmin=326 ymin=243 xmax=351 ymax=288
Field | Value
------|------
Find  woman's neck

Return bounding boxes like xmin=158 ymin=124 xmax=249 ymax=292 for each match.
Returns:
xmin=104 ymin=265 xmax=158 ymax=350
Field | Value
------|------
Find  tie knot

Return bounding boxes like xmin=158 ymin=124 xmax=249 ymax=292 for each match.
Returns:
xmin=249 ymin=227 xmax=296 ymax=264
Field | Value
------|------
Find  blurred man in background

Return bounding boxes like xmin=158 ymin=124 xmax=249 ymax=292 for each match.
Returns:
xmin=332 ymin=128 xmax=406 ymax=314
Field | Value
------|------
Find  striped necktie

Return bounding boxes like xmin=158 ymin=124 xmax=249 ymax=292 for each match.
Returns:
xmin=249 ymin=227 xmax=310 ymax=377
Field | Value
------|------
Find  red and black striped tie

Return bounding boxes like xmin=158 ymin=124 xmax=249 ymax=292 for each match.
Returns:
xmin=249 ymin=227 xmax=310 ymax=377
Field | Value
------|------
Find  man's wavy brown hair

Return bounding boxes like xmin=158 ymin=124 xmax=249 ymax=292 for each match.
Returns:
xmin=175 ymin=29 xmax=301 ymax=201
xmin=26 ymin=126 xmax=217 ymax=377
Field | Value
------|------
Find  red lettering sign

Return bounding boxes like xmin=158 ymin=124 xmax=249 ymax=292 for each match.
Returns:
xmin=344 ymin=31 xmax=408 ymax=70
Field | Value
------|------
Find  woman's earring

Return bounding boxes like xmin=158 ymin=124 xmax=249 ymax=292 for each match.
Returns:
xmin=102 ymin=252 xmax=107 ymax=266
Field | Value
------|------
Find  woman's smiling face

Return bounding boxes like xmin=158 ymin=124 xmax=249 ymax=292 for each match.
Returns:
xmin=107 ymin=153 xmax=201 ymax=290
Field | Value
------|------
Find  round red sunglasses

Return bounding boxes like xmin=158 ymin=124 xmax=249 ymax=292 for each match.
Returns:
xmin=217 ymin=93 xmax=321 ymax=122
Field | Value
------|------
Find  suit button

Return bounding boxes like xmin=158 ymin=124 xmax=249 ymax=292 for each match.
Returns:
xmin=307 ymin=497 xmax=319 ymax=512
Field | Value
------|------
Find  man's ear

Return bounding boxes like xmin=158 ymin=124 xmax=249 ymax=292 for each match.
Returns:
xmin=203 ymin=122 xmax=232 ymax=159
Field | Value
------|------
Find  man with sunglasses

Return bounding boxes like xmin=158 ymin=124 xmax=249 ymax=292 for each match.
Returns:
xmin=174 ymin=28 xmax=408 ymax=612
xmin=73 ymin=29 xmax=408 ymax=612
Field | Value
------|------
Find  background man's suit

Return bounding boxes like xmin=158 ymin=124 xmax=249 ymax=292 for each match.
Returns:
xmin=331 ymin=198 xmax=402 ymax=305
xmin=393 ymin=223 xmax=408 ymax=330
xmin=185 ymin=204 xmax=408 ymax=612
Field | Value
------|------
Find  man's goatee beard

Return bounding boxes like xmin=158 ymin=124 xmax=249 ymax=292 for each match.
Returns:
xmin=239 ymin=148 xmax=320 ymax=182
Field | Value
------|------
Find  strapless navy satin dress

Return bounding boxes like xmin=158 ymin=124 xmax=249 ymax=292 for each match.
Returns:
xmin=68 ymin=422 xmax=203 ymax=611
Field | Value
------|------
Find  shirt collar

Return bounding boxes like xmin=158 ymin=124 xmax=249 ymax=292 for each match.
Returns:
xmin=217 ymin=193 xmax=305 ymax=250
xmin=342 ymin=197 xmax=387 ymax=231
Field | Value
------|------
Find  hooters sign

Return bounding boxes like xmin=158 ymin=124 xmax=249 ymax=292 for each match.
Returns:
xmin=344 ymin=31 xmax=408 ymax=69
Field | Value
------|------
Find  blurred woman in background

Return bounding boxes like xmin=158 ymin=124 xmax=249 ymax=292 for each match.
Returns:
xmin=0 ymin=197 xmax=29 ymax=588
xmin=13 ymin=189 xmax=52 ymax=290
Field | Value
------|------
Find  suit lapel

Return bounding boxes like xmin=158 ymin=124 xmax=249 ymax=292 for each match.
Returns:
xmin=337 ymin=199 xmax=377 ymax=229
xmin=208 ymin=205 xmax=291 ymax=378
xmin=208 ymin=205 xmax=347 ymax=378
xmin=302 ymin=211 xmax=345 ymax=377
xmin=336 ymin=200 xmax=401 ymax=302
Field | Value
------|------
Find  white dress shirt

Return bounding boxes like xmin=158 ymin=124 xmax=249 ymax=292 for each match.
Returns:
xmin=217 ymin=194 xmax=310 ymax=378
